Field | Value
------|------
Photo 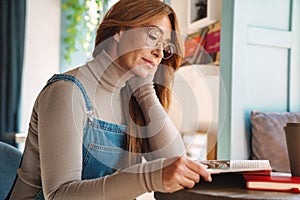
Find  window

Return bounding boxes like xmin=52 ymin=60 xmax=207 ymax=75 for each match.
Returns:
xmin=60 ymin=0 xmax=118 ymax=72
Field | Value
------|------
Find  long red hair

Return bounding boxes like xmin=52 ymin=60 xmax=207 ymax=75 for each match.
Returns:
xmin=93 ymin=0 xmax=183 ymax=163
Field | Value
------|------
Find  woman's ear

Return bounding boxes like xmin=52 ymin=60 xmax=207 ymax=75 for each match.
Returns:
xmin=113 ymin=30 xmax=124 ymax=43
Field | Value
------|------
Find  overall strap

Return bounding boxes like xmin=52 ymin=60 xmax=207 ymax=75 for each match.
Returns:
xmin=44 ymin=74 xmax=93 ymax=112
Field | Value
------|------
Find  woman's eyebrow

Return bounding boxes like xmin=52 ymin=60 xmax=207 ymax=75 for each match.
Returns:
xmin=146 ymin=25 xmax=164 ymax=34
xmin=146 ymin=25 xmax=172 ymax=42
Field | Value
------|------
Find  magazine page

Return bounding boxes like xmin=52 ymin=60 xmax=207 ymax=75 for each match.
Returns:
xmin=198 ymin=160 xmax=272 ymax=174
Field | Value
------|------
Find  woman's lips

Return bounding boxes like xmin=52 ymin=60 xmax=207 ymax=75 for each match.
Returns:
xmin=142 ymin=58 xmax=155 ymax=68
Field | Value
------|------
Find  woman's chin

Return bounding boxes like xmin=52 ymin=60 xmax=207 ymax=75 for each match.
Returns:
xmin=131 ymin=66 xmax=151 ymax=78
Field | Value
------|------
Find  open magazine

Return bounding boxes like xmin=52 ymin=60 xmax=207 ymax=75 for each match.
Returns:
xmin=198 ymin=160 xmax=272 ymax=174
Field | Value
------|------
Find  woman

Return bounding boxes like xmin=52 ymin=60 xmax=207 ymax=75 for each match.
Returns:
xmin=9 ymin=0 xmax=211 ymax=199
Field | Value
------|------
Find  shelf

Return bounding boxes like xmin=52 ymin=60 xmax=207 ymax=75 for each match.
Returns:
xmin=187 ymin=0 xmax=222 ymax=34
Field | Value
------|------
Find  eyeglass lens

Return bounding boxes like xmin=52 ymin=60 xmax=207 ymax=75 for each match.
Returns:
xmin=146 ymin=27 xmax=176 ymax=59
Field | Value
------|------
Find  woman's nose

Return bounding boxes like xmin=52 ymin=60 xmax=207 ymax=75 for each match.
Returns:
xmin=152 ymin=46 xmax=164 ymax=59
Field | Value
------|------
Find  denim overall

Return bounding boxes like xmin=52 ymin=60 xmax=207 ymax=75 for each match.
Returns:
xmin=34 ymin=74 xmax=127 ymax=199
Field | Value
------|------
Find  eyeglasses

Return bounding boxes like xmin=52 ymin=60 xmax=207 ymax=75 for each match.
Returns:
xmin=145 ymin=26 xmax=176 ymax=59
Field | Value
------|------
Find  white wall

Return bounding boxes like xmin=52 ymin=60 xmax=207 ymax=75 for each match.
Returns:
xmin=169 ymin=65 xmax=220 ymax=159
xmin=170 ymin=0 xmax=188 ymax=34
xmin=20 ymin=0 xmax=61 ymax=132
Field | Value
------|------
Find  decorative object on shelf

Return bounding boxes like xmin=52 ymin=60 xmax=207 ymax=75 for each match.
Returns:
xmin=187 ymin=0 xmax=222 ymax=34
xmin=194 ymin=0 xmax=207 ymax=22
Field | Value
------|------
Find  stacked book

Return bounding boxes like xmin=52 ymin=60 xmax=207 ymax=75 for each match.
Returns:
xmin=198 ymin=159 xmax=300 ymax=193
xmin=244 ymin=173 xmax=300 ymax=193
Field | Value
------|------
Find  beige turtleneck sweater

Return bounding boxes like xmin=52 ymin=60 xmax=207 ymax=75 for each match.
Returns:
xmin=9 ymin=50 xmax=185 ymax=200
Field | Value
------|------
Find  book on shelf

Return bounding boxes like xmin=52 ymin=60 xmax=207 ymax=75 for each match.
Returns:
xmin=244 ymin=173 xmax=300 ymax=193
xmin=184 ymin=28 xmax=208 ymax=64
xmin=184 ymin=31 xmax=203 ymax=58
xmin=198 ymin=160 xmax=272 ymax=174
xmin=204 ymin=21 xmax=221 ymax=65
xmin=183 ymin=21 xmax=221 ymax=66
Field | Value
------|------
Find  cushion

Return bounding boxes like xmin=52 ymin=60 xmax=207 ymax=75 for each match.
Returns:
xmin=250 ymin=111 xmax=300 ymax=172
xmin=0 ymin=142 xmax=22 ymax=199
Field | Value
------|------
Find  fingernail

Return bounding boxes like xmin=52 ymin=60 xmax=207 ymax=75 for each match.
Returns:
xmin=208 ymin=176 xmax=212 ymax=182
xmin=200 ymin=163 xmax=208 ymax=169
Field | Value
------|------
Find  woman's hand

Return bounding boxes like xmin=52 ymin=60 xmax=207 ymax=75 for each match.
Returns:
xmin=127 ymin=73 xmax=155 ymax=94
xmin=162 ymin=157 xmax=212 ymax=193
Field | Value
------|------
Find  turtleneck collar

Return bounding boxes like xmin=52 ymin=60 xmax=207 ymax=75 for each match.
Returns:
xmin=86 ymin=50 xmax=133 ymax=93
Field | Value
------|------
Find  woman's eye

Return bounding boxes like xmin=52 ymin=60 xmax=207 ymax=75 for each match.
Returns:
xmin=149 ymin=33 xmax=158 ymax=41
xmin=146 ymin=28 xmax=163 ymax=47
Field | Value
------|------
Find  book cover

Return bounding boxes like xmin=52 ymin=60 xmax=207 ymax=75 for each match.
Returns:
xmin=184 ymin=32 xmax=202 ymax=58
xmin=203 ymin=21 xmax=221 ymax=65
xmin=244 ymin=174 xmax=300 ymax=193
xmin=198 ymin=160 xmax=272 ymax=174
xmin=184 ymin=28 xmax=208 ymax=64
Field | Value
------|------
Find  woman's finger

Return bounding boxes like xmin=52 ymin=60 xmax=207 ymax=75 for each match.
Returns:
xmin=180 ymin=176 xmax=197 ymax=189
xmin=185 ymin=158 xmax=212 ymax=182
xmin=181 ymin=165 xmax=201 ymax=183
xmin=165 ymin=182 xmax=185 ymax=193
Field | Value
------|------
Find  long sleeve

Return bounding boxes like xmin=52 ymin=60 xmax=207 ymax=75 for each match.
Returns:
xmin=130 ymin=82 xmax=186 ymax=160
xmin=11 ymin=80 xmax=165 ymax=200
xmin=39 ymin=82 xmax=166 ymax=199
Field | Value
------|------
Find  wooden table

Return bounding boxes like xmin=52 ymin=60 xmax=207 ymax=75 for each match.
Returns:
xmin=155 ymin=174 xmax=300 ymax=200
